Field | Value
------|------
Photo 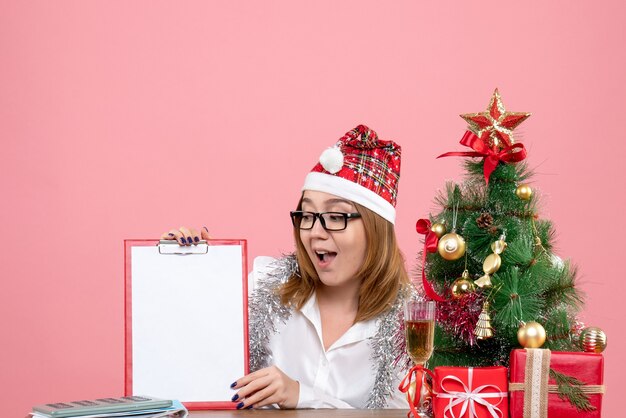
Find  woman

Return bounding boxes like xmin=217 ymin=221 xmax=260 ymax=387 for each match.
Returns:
xmin=164 ymin=125 xmax=414 ymax=409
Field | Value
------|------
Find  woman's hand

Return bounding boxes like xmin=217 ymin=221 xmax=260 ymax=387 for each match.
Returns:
xmin=230 ymin=366 xmax=300 ymax=409
xmin=160 ymin=226 xmax=210 ymax=246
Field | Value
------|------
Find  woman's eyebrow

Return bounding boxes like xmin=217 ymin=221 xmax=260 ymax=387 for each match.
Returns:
xmin=325 ymin=198 xmax=353 ymax=206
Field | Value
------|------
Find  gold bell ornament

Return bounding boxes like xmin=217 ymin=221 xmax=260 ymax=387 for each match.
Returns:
xmin=579 ymin=326 xmax=607 ymax=353
xmin=516 ymin=184 xmax=533 ymax=200
xmin=517 ymin=321 xmax=546 ymax=348
xmin=474 ymin=236 xmax=507 ymax=288
xmin=451 ymin=269 xmax=475 ymax=298
xmin=474 ymin=302 xmax=494 ymax=340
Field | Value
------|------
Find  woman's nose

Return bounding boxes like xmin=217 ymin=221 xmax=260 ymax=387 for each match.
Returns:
xmin=308 ymin=216 xmax=329 ymax=238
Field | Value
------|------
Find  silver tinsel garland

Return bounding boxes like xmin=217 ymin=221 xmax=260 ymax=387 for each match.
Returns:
xmin=248 ymin=254 xmax=413 ymax=409
xmin=248 ymin=255 xmax=296 ymax=372
xmin=366 ymin=294 xmax=410 ymax=408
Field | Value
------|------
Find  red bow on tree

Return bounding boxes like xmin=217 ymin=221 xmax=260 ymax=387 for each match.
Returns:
xmin=437 ymin=131 xmax=527 ymax=185
xmin=416 ymin=219 xmax=446 ymax=302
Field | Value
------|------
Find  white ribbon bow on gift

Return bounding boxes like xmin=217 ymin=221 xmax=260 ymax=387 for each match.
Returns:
xmin=437 ymin=368 xmax=507 ymax=418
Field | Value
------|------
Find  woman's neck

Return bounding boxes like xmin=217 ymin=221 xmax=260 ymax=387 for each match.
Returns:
xmin=315 ymin=280 xmax=361 ymax=351
xmin=315 ymin=280 xmax=360 ymax=314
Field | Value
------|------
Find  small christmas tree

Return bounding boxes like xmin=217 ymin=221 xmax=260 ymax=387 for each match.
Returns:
xmin=419 ymin=89 xmax=584 ymax=368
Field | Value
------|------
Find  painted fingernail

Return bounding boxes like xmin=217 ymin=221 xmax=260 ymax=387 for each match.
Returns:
xmin=194 ymin=237 xmax=199 ymax=243
xmin=203 ymin=226 xmax=209 ymax=232
xmin=168 ymin=233 xmax=174 ymax=236
xmin=231 ymin=394 xmax=239 ymax=402
xmin=246 ymin=405 xmax=253 ymax=409
xmin=230 ymin=381 xmax=237 ymax=388
xmin=236 ymin=402 xmax=244 ymax=409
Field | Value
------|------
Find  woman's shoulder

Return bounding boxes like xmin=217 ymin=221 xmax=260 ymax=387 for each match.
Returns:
xmin=248 ymin=253 xmax=299 ymax=319
xmin=250 ymin=254 xmax=298 ymax=292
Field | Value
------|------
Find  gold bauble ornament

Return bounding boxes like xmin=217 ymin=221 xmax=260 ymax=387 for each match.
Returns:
xmin=579 ymin=326 xmax=607 ymax=353
xmin=451 ymin=270 xmax=475 ymax=298
xmin=431 ymin=222 xmax=446 ymax=238
xmin=516 ymin=184 xmax=533 ymax=200
xmin=437 ymin=232 xmax=466 ymax=260
xmin=517 ymin=321 xmax=546 ymax=348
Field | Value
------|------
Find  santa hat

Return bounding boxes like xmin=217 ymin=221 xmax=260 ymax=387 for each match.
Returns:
xmin=302 ymin=125 xmax=401 ymax=224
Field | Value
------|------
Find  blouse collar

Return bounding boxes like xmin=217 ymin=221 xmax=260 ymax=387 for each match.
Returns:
xmin=300 ymin=291 xmax=378 ymax=352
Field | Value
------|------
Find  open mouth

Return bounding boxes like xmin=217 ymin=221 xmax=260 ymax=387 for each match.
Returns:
xmin=316 ymin=251 xmax=337 ymax=263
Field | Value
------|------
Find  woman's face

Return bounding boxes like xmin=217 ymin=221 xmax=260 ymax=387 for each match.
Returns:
xmin=299 ymin=190 xmax=368 ymax=291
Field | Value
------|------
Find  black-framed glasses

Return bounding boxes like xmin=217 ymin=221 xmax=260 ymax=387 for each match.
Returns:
xmin=290 ymin=211 xmax=362 ymax=231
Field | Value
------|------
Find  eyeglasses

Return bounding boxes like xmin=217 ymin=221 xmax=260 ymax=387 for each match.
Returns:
xmin=290 ymin=211 xmax=362 ymax=231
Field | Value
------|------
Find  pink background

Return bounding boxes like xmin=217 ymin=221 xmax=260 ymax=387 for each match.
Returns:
xmin=1 ymin=1 xmax=624 ymax=416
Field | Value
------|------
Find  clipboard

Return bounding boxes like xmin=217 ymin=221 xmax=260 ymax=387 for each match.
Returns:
xmin=124 ymin=239 xmax=249 ymax=410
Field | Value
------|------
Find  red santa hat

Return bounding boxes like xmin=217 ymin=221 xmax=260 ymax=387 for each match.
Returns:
xmin=303 ymin=125 xmax=401 ymax=224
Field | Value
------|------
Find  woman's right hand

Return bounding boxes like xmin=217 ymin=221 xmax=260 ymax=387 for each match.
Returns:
xmin=230 ymin=365 xmax=300 ymax=409
xmin=160 ymin=226 xmax=211 ymax=246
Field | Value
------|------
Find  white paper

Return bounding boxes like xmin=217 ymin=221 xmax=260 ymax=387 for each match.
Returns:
xmin=130 ymin=244 xmax=245 ymax=402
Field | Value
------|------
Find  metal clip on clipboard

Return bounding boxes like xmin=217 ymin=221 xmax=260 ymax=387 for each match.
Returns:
xmin=158 ymin=239 xmax=209 ymax=255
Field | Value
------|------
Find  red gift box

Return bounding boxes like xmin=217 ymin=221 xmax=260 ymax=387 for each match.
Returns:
xmin=509 ymin=349 xmax=605 ymax=418
xmin=433 ymin=366 xmax=509 ymax=418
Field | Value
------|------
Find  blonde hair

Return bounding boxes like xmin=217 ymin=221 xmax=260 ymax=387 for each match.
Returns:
xmin=279 ymin=199 xmax=411 ymax=323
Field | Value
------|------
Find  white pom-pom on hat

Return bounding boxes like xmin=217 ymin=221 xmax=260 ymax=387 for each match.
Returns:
xmin=319 ymin=146 xmax=344 ymax=174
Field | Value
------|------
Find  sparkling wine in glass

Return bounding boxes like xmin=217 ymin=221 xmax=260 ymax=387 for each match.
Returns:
xmin=404 ymin=300 xmax=436 ymax=417
xmin=405 ymin=318 xmax=435 ymax=364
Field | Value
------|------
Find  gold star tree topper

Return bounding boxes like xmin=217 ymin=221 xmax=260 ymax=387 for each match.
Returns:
xmin=460 ymin=89 xmax=531 ymax=150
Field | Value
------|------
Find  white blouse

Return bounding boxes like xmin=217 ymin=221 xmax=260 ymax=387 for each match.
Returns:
xmin=251 ymin=257 xmax=410 ymax=409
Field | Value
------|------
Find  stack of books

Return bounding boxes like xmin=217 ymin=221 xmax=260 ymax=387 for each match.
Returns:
xmin=30 ymin=396 xmax=187 ymax=418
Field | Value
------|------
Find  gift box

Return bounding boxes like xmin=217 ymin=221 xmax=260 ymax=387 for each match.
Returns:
xmin=509 ymin=349 xmax=605 ymax=418
xmin=433 ymin=366 xmax=508 ymax=418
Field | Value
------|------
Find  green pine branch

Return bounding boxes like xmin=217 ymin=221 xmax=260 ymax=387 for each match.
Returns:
xmin=549 ymin=369 xmax=596 ymax=412
xmin=543 ymin=308 xmax=580 ymax=351
xmin=492 ymin=268 xmax=544 ymax=329
xmin=543 ymin=261 xmax=584 ymax=312
xmin=501 ymin=227 xmax=534 ymax=267
xmin=534 ymin=219 xmax=555 ymax=253
xmin=464 ymin=160 xmax=533 ymax=184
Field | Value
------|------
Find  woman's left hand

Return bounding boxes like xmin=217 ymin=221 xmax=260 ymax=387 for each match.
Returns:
xmin=230 ymin=366 xmax=299 ymax=409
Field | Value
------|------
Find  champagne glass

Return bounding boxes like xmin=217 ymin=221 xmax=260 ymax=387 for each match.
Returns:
xmin=404 ymin=300 xmax=436 ymax=417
